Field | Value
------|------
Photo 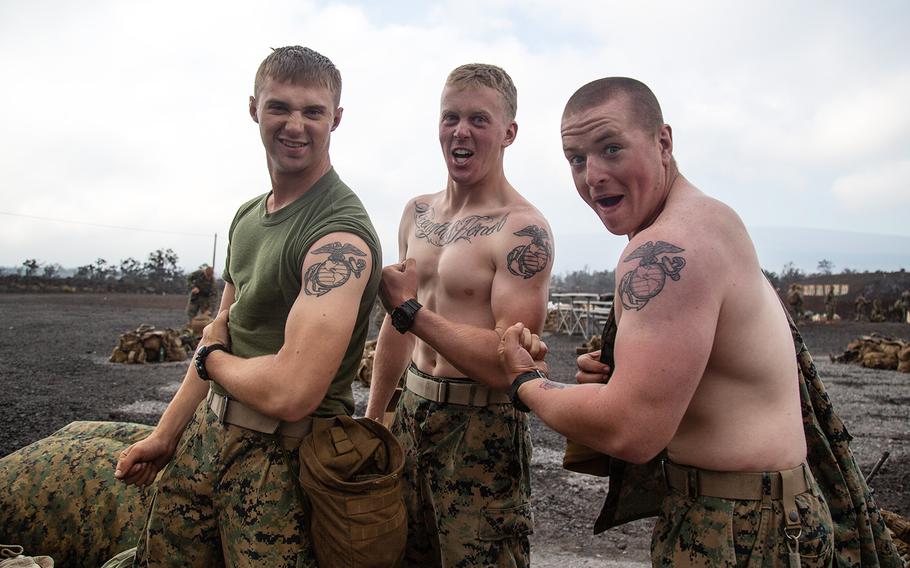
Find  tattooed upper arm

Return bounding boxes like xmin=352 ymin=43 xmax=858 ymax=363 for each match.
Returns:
xmin=303 ymin=240 xmax=369 ymax=297
xmin=618 ymin=240 xmax=686 ymax=311
xmin=507 ymin=224 xmax=552 ymax=279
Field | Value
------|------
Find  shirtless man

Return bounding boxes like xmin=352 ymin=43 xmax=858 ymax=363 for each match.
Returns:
xmin=365 ymin=64 xmax=552 ymax=567
xmin=498 ymin=77 xmax=835 ymax=565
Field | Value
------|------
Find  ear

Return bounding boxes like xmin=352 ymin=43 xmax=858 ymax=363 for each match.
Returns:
xmin=331 ymin=107 xmax=344 ymax=132
xmin=658 ymin=124 xmax=673 ymax=165
xmin=502 ymin=120 xmax=518 ymax=148
xmin=249 ymin=96 xmax=259 ymax=123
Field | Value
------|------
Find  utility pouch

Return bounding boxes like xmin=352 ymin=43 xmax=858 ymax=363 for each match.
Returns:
xmin=297 ymin=416 xmax=406 ymax=568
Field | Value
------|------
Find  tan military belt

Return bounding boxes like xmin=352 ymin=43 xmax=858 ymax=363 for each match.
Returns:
xmin=663 ymin=460 xmax=810 ymax=501
xmin=206 ymin=387 xmax=313 ymax=438
xmin=405 ymin=367 xmax=510 ymax=407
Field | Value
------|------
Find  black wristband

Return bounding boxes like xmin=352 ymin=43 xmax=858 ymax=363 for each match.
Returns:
xmin=194 ymin=343 xmax=230 ymax=381
xmin=508 ymin=370 xmax=545 ymax=413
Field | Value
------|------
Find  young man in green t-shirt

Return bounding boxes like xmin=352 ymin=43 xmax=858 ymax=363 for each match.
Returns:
xmin=114 ymin=46 xmax=381 ymax=567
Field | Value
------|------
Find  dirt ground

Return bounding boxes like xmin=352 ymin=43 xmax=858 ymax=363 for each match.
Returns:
xmin=1 ymin=293 xmax=907 ymax=566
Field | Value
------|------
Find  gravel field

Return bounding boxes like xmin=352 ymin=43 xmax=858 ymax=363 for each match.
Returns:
xmin=1 ymin=293 xmax=907 ymax=566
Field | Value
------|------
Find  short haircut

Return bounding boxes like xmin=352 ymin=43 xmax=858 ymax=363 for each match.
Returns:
xmin=253 ymin=46 xmax=342 ymax=107
xmin=445 ymin=63 xmax=518 ymax=122
xmin=563 ymin=77 xmax=664 ymax=134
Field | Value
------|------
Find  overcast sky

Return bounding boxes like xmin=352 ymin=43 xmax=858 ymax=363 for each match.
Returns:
xmin=1 ymin=0 xmax=908 ymax=275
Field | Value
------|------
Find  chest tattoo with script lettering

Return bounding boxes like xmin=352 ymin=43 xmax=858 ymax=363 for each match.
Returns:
xmin=413 ymin=202 xmax=508 ymax=247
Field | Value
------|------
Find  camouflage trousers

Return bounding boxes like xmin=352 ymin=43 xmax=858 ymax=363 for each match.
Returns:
xmin=652 ymin=464 xmax=834 ymax=567
xmin=391 ymin=385 xmax=534 ymax=568
xmin=134 ymin=402 xmax=316 ymax=567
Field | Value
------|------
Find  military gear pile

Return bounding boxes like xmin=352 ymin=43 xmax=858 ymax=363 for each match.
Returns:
xmin=576 ymin=334 xmax=603 ymax=355
xmin=831 ymin=334 xmax=910 ymax=373
xmin=297 ymin=416 xmax=407 ymax=568
xmin=356 ymin=339 xmax=378 ymax=385
xmin=881 ymin=509 xmax=910 ymax=564
xmin=108 ymin=324 xmax=190 ymax=364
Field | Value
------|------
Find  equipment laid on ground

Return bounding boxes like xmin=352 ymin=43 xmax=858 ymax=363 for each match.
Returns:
xmin=109 ymin=324 xmax=191 ymax=364
xmin=831 ymin=334 xmax=910 ymax=373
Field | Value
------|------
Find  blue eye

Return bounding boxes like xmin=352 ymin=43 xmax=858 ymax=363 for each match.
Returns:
xmin=567 ymin=155 xmax=585 ymax=166
xmin=605 ymin=145 xmax=621 ymax=155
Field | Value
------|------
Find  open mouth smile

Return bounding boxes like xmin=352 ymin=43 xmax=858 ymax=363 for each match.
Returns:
xmin=595 ymin=195 xmax=623 ymax=208
xmin=452 ymin=148 xmax=474 ymax=165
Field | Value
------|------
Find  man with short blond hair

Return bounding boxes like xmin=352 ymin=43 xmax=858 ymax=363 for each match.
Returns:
xmin=366 ymin=63 xmax=552 ymax=567
xmin=114 ymin=46 xmax=381 ymax=567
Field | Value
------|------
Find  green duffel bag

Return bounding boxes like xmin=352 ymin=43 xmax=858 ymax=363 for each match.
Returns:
xmin=0 ymin=422 xmax=155 ymax=568
xmin=297 ymin=416 xmax=406 ymax=568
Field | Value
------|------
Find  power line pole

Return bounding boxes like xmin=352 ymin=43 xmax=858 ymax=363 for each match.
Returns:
xmin=211 ymin=233 xmax=218 ymax=270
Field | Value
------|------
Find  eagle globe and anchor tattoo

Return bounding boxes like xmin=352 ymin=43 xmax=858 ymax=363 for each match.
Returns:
xmin=507 ymin=225 xmax=551 ymax=279
xmin=303 ymin=242 xmax=368 ymax=297
xmin=619 ymin=240 xmax=686 ymax=310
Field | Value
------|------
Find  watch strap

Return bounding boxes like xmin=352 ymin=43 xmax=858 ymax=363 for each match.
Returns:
xmin=194 ymin=343 xmax=230 ymax=381
xmin=392 ymin=298 xmax=422 ymax=334
xmin=508 ymin=370 xmax=545 ymax=413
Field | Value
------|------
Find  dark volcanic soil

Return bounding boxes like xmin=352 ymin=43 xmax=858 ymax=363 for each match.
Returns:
xmin=1 ymin=294 xmax=907 ymax=565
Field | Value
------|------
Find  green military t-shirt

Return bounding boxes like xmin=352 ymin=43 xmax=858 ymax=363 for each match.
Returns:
xmin=220 ymin=168 xmax=381 ymax=417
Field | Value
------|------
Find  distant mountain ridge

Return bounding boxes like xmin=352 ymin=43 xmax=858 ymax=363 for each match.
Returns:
xmin=551 ymin=226 xmax=910 ymax=275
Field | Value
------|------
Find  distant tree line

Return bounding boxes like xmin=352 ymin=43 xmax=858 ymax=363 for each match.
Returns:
xmin=0 ymin=248 xmax=188 ymax=294
xmin=551 ymin=258 xmax=903 ymax=297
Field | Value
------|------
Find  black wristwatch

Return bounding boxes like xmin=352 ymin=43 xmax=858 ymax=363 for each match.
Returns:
xmin=391 ymin=299 xmax=422 ymax=334
xmin=194 ymin=343 xmax=230 ymax=381
xmin=508 ymin=369 xmax=546 ymax=413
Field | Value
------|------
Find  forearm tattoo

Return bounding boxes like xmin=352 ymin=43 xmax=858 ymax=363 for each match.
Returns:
xmin=507 ymin=225 xmax=551 ymax=279
xmin=619 ymin=240 xmax=686 ymax=311
xmin=414 ymin=201 xmax=508 ymax=246
xmin=539 ymin=379 xmax=567 ymax=391
xmin=304 ymin=242 xmax=367 ymax=297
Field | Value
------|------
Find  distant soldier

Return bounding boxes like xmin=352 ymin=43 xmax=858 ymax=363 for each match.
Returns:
xmin=899 ymin=289 xmax=910 ymax=323
xmin=185 ymin=265 xmax=215 ymax=321
xmin=787 ymin=283 xmax=804 ymax=322
xmin=871 ymin=297 xmax=886 ymax=322
xmin=824 ymin=287 xmax=836 ymax=323
xmin=854 ymin=292 xmax=869 ymax=321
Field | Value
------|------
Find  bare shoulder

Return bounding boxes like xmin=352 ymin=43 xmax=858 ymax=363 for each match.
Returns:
xmin=498 ymin=203 xmax=554 ymax=281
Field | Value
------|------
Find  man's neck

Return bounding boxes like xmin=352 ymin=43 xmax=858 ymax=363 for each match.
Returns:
xmin=267 ymin=159 xmax=332 ymax=213
xmin=443 ymin=169 xmax=514 ymax=212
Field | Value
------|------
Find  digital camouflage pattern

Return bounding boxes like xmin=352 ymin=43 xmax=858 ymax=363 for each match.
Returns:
xmin=584 ymin=308 xmax=904 ymax=567
xmin=652 ymin=469 xmax=834 ymax=566
xmin=392 ymin=388 xmax=533 ymax=567
xmin=134 ymin=403 xmax=316 ymax=567
xmin=0 ymin=421 xmax=155 ymax=568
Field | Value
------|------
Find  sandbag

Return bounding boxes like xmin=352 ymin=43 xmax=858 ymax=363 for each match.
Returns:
xmin=297 ymin=416 xmax=406 ymax=568
xmin=0 ymin=422 xmax=155 ymax=568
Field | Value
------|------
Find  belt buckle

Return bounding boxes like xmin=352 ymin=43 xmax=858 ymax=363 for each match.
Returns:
xmin=686 ymin=469 xmax=699 ymax=499
xmin=214 ymin=393 xmax=228 ymax=424
xmin=436 ymin=380 xmax=449 ymax=403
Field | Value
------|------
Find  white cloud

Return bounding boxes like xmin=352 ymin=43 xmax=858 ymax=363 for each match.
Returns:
xmin=832 ymin=160 xmax=910 ymax=211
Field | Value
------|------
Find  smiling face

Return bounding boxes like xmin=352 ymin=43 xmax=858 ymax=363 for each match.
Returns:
xmin=561 ymin=95 xmax=673 ymax=237
xmin=249 ymin=78 xmax=341 ymax=177
xmin=438 ymin=84 xmax=516 ymax=187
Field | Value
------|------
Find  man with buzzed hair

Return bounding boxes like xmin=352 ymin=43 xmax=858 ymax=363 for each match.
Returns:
xmin=366 ymin=63 xmax=552 ymax=567
xmin=114 ymin=46 xmax=381 ymax=567
xmin=499 ymin=77 xmax=902 ymax=566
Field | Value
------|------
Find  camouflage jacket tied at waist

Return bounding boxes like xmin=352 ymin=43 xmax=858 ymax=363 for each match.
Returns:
xmin=584 ymin=308 xmax=903 ymax=567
